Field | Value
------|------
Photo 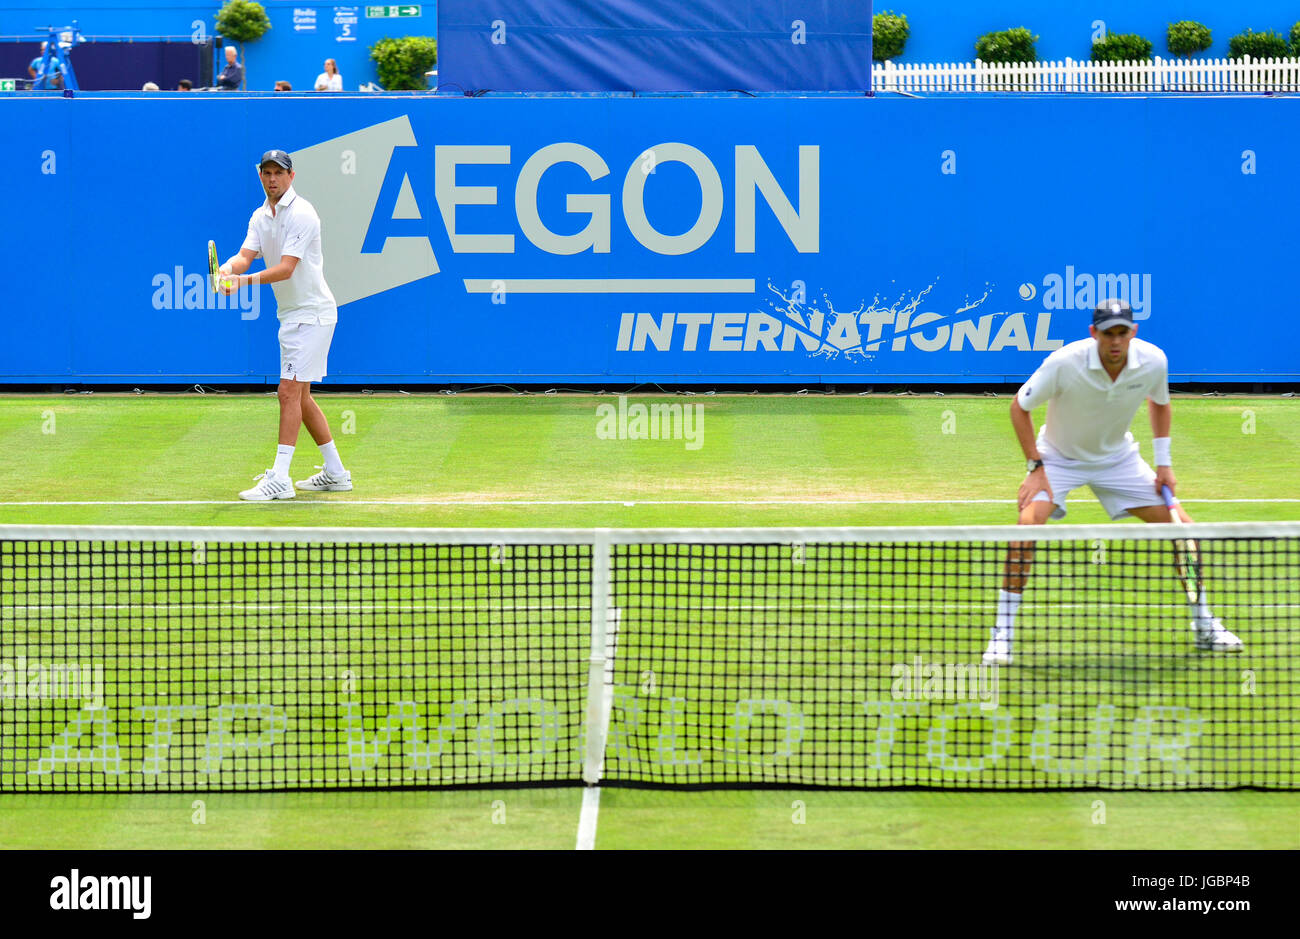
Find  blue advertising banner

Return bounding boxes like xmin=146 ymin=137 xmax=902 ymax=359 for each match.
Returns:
xmin=0 ymin=93 xmax=1295 ymax=384
xmin=437 ymin=0 xmax=872 ymax=92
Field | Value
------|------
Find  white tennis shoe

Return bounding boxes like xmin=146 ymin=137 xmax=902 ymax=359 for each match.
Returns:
xmin=295 ymin=466 xmax=353 ymax=492
xmin=981 ymin=635 xmax=1013 ymax=666
xmin=1193 ymin=618 xmax=1244 ymax=653
xmin=239 ymin=469 xmax=295 ymax=501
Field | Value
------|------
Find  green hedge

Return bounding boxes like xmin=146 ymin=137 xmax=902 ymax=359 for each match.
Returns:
xmin=1091 ymin=32 xmax=1154 ymax=62
xmin=370 ymin=36 xmax=438 ymax=91
xmin=873 ymin=11 xmax=910 ymax=61
xmin=975 ymin=27 xmax=1038 ymax=63
xmin=1166 ymin=21 xmax=1212 ymax=57
xmin=1228 ymin=29 xmax=1289 ymax=60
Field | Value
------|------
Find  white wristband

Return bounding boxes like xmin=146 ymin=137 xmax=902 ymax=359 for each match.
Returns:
xmin=1153 ymin=437 xmax=1171 ymax=466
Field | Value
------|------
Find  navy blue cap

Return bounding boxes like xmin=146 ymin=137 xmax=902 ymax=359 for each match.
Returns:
xmin=1093 ymin=298 xmax=1135 ymax=330
xmin=259 ymin=149 xmax=292 ymax=170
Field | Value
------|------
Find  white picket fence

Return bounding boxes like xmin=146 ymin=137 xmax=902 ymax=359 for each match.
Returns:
xmin=872 ymin=55 xmax=1300 ymax=93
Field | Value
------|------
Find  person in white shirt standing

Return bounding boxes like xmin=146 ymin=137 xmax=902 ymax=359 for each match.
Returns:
xmin=314 ymin=58 xmax=342 ymax=91
xmin=218 ymin=149 xmax=353 ymax=500
xmin=985 ymin=298 xmax=1241 ymax=665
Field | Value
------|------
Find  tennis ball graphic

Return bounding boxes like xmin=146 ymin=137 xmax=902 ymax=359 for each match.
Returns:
xmin=1018 ymin=282 xmax=1037 ymax=301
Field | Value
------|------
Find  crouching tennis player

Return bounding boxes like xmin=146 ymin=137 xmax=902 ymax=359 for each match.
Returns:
xmin=218 ymin=149 xmax=353 ymax=500
xmin=985 ymin=298 xmax=1242 ymax=665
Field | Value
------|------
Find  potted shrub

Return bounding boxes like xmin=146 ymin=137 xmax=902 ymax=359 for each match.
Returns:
xmin=1091 ymin=33 xmax=1154 ymax=61
xmin=1167 ymin=20 xmax=1212 ymax=57
xmin=873 ymin=11 xmax=910 ymax=62
xmin=975 ymin=27 xmax=1039 ymax=63
xmin=1228 ymin=28 xmax=1289 ymax=60
xmin=369 ymin=36 xmax=439 ymax=90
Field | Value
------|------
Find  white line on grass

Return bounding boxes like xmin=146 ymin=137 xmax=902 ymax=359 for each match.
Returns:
xmin=1 ymin=498 xmax=1298 ymax=507
xmin=576 ymin=787 xmax=601 ymax=851
xmin=11 ymin=602 xmax=1295 ymax=613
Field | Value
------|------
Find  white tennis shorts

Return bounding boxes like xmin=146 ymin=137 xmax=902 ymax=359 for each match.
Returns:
xmin=278 ymin=321 xmax=335 ymax=384
xmin=1031 ymin=444 xmax=1162 ymax=520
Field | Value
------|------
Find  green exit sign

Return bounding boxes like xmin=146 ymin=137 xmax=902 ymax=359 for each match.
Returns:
xmin=366 ymin=4 xmax=421 ymax=16
xmin=0 ymin=79 xmax=15 ymax=91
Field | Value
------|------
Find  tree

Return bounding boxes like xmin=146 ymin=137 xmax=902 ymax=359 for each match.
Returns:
xmin=975 ymin=27 xmax=1039 ymax=64
xmin=215 ymin=0 xmax=271 ymax=89
xmin=1166 ymin=21 xmax=1212 ymax=58
xmin=872 ymin=12 xmax=910 ymax=62
xmin=1092 ymin=33 xmax=1154 ymax=62
xmin=370 ymin=37 xmax=438 ymax=91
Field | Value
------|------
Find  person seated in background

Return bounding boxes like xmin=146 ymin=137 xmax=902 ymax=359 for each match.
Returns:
xmin=274 ymin=80 xmax=293 ymax=91
xmin=314 ymin=58 xmax=342 ymax=91
xmin=142 ymin=81 xmax=160 ymax=91
xmin=217 ymin=45 xmax=243 ymax=90
xmin=29 ymin=45 xmax=64 ymax=89
xmin=177 ymin=79 xmax=192 ymax=91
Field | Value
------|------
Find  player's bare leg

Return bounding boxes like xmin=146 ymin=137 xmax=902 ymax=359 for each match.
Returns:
xmin=277 ymin=378 xmax=303 ymax=446
xmin=300 ymin=384 xmax=333 ymax=445
xmin=237 ymin=378 xmax=301 ymax=500
xmin=1002 ymin=499 xmax=1055 ymax=590
xmin=1126 ymin=503 xmax=1242 ymax=651
xmin=1126 ymin=504 xmax=1181 ymax=524
xmin=294 ymin=382 xmax=352 ymax=492
xmin=985 ymin=500 xmax=1054 ymax=665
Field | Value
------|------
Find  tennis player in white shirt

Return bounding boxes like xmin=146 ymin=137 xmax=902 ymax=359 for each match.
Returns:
xmin=985 ymin=298 xmax=1242 ymax=664
xmin=218 ymin=149 xmax=353 ymax=500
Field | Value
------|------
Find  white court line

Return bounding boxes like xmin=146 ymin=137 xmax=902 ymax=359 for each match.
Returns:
xmin=576 ymin=787 xmax=601 ymax=851
xmin=577 ymin=588 xmax=621 ymax=851
xmin=11 ymin=602 xmax=1296 ymax=613
xmin=0 ymin=498 xmax=1297 ymax=507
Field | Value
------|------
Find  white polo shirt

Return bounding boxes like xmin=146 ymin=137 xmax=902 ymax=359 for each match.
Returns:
xmin=241 ymin=186 xmax=337 ymax=325
xmin=1016 ymin=337 xmax=1170 ymax=464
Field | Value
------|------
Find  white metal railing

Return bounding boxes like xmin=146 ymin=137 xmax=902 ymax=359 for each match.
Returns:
xmin=873 ymin=55 xmax=1300 ymax=93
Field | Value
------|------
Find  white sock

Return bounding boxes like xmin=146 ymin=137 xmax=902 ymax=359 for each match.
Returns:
xmin=272 ymin=444 xmax=294 ymax=477
xmin=319 ymin=440 xmax=345 ymax=475
xmin=1192 ymin=596 xmax=1214 ymax=625
xmin=995 ymin=589 xmax=1022 ymax=638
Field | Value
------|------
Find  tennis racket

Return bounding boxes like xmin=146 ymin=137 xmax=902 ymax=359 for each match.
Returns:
xmin=1162 ymin=484 xmax=1202 ymax=605
xmin=208 ymin=240 xmax=221 ymax=293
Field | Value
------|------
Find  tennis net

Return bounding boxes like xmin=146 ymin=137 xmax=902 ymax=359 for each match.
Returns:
xmin=1 ymin=523 xmax=1296 ymax=792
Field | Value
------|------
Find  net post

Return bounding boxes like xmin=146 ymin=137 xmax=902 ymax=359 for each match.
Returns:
xmin=582 ymin=530 xmax=614 ymax=784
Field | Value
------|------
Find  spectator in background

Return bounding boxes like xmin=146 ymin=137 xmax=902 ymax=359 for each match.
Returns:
xmin=314 ymin=58 xmax=342 ymax=92
xmin=29 ymin=44 xmax=64 ymax=89
xmin=177 ymin=79 xmax=193 ymax=91
xmin=142 ymin=82 xmax=160 ymax=91
xmin=274 ymin=80 xmax=293 ymax=91
xmin=217 ymin=45 xmax=243 ymax=90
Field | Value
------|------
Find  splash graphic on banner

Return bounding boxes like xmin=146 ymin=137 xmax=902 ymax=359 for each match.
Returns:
xmin=611 ymin=281 xmax=1066 ymax=357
